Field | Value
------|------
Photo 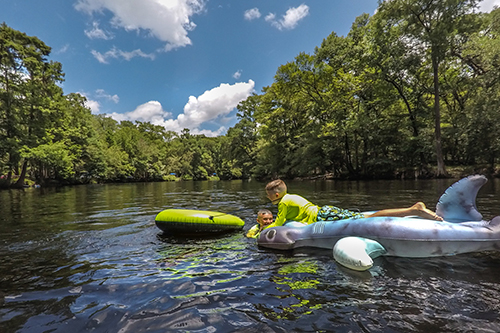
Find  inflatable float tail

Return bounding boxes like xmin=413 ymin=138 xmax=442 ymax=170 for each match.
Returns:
xmin=436 ymin=175 xmax=487 ymax=222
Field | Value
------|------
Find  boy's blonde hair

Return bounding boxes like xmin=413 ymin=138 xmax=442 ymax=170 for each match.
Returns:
xmin=265 ymin=179 xmax=287 ymax=194
xmin=257 ymin=208 xmax=272 ymax=216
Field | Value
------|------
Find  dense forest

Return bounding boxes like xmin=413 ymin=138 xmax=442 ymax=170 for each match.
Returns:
xmin=2 ymin=0 xmax=500 ymax=189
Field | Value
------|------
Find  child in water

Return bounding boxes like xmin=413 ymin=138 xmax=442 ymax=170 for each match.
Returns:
xmin=246 ymin=209 xmax=274 ymax=238
xmin=264 ymin=179 xmax=442 ymax=229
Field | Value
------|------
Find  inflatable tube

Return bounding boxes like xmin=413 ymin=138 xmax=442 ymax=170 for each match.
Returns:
xmin=257 ymin=175 xmax=500 ymax=270
xmin=155 ymin=209 xmax=244 ymax=234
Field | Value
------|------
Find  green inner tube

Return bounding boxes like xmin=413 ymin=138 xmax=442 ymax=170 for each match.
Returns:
xmin=155 ymin=209 xmax=245 ymax=234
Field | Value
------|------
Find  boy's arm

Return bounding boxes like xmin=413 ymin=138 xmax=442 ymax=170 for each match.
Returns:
xmin=266 ymin=202 xmax=287 ymax=229
xmin=246 ymin=224 xmax=260 ymax=238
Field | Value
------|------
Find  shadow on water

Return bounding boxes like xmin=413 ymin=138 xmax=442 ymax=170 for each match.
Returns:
xmin=2 ymin=179 xmax=500 ymax=332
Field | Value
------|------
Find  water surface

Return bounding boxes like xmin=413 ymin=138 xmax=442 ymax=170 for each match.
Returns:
xmin=1 ymin=178 xmax=500 ymax=332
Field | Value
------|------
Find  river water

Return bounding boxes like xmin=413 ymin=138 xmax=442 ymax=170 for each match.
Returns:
xmin=1 ymin=178 xmax=500 ymax=332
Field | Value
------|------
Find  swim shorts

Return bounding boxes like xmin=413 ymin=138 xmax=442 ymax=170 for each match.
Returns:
xmin=316 ymin=205 xmax=364 ymax=221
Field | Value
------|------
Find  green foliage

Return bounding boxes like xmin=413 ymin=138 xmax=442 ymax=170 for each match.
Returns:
xmin=226 ymin=0 xmax=496 ymax=179
xmin=163 ymin=174 xmax=179 ymax=181
xmin=0 ymin=23 xmax=245 ymax=186
xmin=181 ymin=174 xmax=193 ymax=181
xmin=2 ymin=4 xmax=500 ymax=186
xmin=21 ymin=141 xmax=74 ymax=180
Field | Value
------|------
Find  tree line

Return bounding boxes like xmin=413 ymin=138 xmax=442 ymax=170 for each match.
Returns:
xmin=0 ymin=23 xmax=241 ymax=188
xmin=228 ymin=0 xmax=500 ymax=180
xmin=2 ymin=1 xmax=500 ymax=189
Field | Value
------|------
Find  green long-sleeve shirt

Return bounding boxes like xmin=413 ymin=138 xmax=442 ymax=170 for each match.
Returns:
xmin=268 ymin=193 xmax=319 ymax=228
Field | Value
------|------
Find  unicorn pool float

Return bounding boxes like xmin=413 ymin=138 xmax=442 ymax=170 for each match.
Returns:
xmin=257 ymin=175 xmax=500 ymax=271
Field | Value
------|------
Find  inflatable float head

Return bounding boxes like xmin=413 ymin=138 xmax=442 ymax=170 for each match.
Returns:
xmin=258 ymin=226 xmax=302 ymax=250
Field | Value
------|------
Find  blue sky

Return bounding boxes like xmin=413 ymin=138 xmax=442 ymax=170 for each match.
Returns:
xmin=2 ymin=1 xmax=499 ymax=136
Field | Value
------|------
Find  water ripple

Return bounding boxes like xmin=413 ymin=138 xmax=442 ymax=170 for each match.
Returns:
xmin=3 ymin=180 xmax=500 ymax=332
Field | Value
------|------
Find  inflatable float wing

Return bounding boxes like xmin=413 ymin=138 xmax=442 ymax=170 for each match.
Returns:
xmin=257 ymin=175 xmax=500 ymax=271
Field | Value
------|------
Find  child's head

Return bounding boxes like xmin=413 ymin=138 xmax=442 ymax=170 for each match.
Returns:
xmin=257 ymin=209 xmax=273 ymax=227
xmin=265 ymin=179 xmax=287 ymax=204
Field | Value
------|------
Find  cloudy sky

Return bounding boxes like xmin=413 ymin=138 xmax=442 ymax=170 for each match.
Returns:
xmin=3 ymin=1 xmax=499 ymax=136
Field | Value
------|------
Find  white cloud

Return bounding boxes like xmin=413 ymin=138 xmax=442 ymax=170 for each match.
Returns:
xmin=266 ymin=4 xmax=309 ymax=30
xmin=86 ymin=100 xmax=101 ymax=114
xmin=80 ymin=90 xmax=118 ymax=114
xmin=85 ymin=21 xmax=114 ymax=40
xmin=90 ymin=50 xmax=107 ymax=64
xmin=80 ymin=92 xmax=101 ymax=114
xmin=233 ymin=70 xmax=242 ymax=79
xmin=55 ymin=44 xmax=69 ymax=54
xmin=109 ymin=100 xmax=172 ymax=123
xmin=75 ymin=0 xmax=205 ymax=52
xmin=118 ymin=49 xmax=155 ymax=61
xmin=107 ymin=80 xmax=255 ymax=136
xmin=265 ymin=13 xmax=276 ymax=23
xmin=191 ymin=127 xmax=227 ymax=137
xmin=244 ymin=8 xmax=261 ymax=21
xmin=91 ymin=47 xmax=155 ymax=63
xmin=178 ymin=80 xmax=255 ymax=128
xmin=479 ymin=0 xmax=500 ymax=12
xmin=96 ymin=89 xmax=119 ymax=103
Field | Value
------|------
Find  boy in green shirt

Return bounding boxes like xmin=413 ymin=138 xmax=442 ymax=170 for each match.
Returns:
xmin=264 ymin=179 xmax=442 ymax=230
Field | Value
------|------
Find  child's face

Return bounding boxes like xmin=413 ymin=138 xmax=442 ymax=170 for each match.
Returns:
xmin=257 ymin=213 xmax=273 ymax=227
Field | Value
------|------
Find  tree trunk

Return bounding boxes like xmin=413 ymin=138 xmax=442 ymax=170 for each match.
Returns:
xmin=432 ymin=53 xmax=447 ymax=177
xmin=344 ymin=133 xmax=356 ymax=176
xmin=14 ymin=160 xmax=28 ymax=188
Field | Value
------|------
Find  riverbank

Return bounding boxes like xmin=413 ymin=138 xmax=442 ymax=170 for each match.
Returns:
xmin=293 ymin=165 xmax=500 ymax=181
xmin=2 ymin=165 xmax=499 ymax=191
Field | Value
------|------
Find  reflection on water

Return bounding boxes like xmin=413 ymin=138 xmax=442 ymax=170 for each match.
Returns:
xmin=1 ymin=179 xmax=500 ymax=332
